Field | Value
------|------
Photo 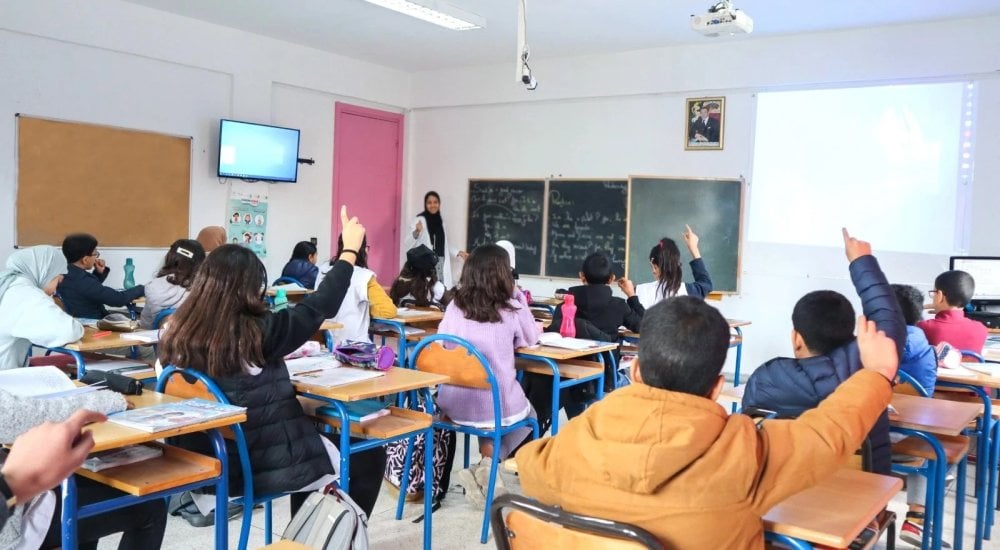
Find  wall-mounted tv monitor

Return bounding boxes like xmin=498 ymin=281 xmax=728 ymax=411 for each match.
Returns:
xmin=949 ymin=256 xmax=1000 ymax=307
xmin=218 ymin=119 xmax=300 ymax=183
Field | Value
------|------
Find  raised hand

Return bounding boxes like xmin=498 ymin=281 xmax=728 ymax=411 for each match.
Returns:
xmin=617 ymin=277 xmax=636 ymax=298
xmin=856 ymin=315 xmax=898 ymax=383
xmin=339 ymin=205 xmax=366 ymax=261
xmin=842 ymin=228 xmax=872 ymax=262
xmin=683 ymin=224 xmax=701 ymax=258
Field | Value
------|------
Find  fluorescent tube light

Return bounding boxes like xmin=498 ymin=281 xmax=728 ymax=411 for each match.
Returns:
xmin=363 ymin=0 xmax=485 ymax=30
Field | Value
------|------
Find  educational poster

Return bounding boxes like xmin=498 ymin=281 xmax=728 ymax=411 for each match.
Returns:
xmin=227 ymin=187 xmax=269 ymax=257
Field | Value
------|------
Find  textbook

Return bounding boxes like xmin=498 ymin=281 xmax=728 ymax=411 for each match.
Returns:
xmin=82 ymin=444 xmax=163 ymax=472
xmin=286 ymin=356 xmax=386 ymax=387
xmin=0 ymin=366 xmax=104 ymax=399
xmin=85 ymin=359 xmax=155 ymax=378
xmin=108 ymin=398 xmax=245 ymax=433
xmin=536 ymin=333 xmax=604 ymax=351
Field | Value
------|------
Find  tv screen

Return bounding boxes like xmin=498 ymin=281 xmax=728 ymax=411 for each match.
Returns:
xmin=218 ymin=119 xmax=300 ymax=183
xmin=950 ymin=256 xmax=1000 ymax=305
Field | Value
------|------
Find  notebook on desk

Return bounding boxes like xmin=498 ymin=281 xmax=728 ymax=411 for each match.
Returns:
xmin=285 ymin=356 xmax=385 ymax=387
xmin=536 ymin=333 xmax=603 ymax=351
xmin=107 ymin=398 xmax=245 ymax=433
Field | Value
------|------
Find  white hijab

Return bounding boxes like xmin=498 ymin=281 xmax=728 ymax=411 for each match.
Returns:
xmin=0 ymin=246 xmax=67 ymax=299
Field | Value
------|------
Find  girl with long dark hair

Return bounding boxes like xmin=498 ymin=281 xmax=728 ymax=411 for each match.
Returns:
xmin=627 ymin=225 xmax=713 ymax=308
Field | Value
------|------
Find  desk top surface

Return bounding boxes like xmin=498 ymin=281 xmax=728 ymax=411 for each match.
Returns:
xmin=936 ymin=365 xmax=1000 ymax=389
xmin=266 ymin=287 xmax=313 ymax=296
xmin=516 ymin=342 xmax=620 ymax=360
xmin=319 ymin=320 xmax=344 ymax=331
xmin=889 ymin=393 xmax=982 ymax=436
xmin=374 ymin=309 xmax=445 ymax=325
xmin=85 ymin=390 xmax=246 ymax=452
xmin=293 ymin=367 xmax=449 ymax=402
xmin=763 ymin=468 xmax=902 ymax=548
xmin=64 ymin=327 xmax=152 ymax=352
xmin=620 ymin=319 xmax=750 ymax=340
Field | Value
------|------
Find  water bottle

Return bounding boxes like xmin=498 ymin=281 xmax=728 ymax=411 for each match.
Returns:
xmin=123 ymin=258 xmax=136 ymax=289
xmin=273 ymin=288 xmax=289 ymax=312
xmin=559 ymin=294 xmax=577 ymax=338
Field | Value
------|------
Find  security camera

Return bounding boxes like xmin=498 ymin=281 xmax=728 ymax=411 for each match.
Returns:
xmin=521 ymin=74 xmax=538 ymax=91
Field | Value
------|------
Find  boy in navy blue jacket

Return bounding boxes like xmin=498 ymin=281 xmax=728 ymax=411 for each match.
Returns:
xmin=58 ymin=233 xmax=145 ymax=319
xmin=743 ymin=229 xmax=905 ymax=479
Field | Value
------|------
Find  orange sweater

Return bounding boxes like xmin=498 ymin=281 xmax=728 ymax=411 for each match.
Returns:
xmin=516 ymin=369 xmax=892 ymax=549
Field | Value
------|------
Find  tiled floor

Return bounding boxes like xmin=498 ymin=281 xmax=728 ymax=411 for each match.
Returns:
xmin=97 ymin=443 xmax=990 ymax=549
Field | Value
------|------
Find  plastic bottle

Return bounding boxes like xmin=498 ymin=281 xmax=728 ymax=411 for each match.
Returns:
xmin=123 ymin=258 xmax=136 ymax=289
xmin=559 ymin=294 xmax=577 ymax=338
xmin=273 ymin=288 xmax=289 ymax=312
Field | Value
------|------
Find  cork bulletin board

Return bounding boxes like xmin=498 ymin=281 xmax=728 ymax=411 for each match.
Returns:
xmin=16 ymin=115 xmax=191 ymax=247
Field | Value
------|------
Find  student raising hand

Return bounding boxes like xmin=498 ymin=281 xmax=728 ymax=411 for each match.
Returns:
xmin=842 ymin=227 xmax=872 ymax=262
xmin=339 ymin=205 xmax=366 ymax=264
xmin=856 ymin=315 xmax=899 ymax=384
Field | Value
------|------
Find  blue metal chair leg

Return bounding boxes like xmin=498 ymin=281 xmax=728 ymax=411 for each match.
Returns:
xmin=264 ymin=500 xmax=273 ymax=544
xmin=764 ymin=532 xmax=813 ymax=549
xmin=396 ymin=435 xmax=416 ymax=520
xmin=955 ymin=457 xmax=967 ymax=550
xmin=479 ymin=434 xmax=503 ymax=544
xmin=423 ymin=426 xmax=434 ymax=550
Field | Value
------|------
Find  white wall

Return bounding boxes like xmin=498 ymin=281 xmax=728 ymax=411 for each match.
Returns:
xmin=407 ymin=16 xmax=1000 ymax=377
xmin=0 ymin=0 xmax=410 ymax=281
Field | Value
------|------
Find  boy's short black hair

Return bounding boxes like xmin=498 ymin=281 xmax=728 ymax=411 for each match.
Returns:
xmin=935 ymin=270 xmax=975 ymax=308
xmin=581 ymin=251 xmax=613 ymax=285
xmin=62 ymin=233 xmax=98 ymax=263
xmin=637 ymin=297 xmax=730 ymax=396
xmin=792 ymin=290 xmax=856 ymax=355
xmin=891 ymin=284 xmax=924 ymax=326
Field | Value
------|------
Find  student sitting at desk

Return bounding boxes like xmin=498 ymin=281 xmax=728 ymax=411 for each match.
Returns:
xmin=389 ymin=245 xmax=448 ymax=309
xmin=742 ymin=229 xmax=905 ymax=477
xmin=436 ymin=244 xmax=540 ymax=508
xmin=0 ymin=246 xmax=84 ymax=369
xmin=58 ymin=233 xmax=145 ymax=319
xmin=280 ymin=241 xmax=319 ymax=290
xmin=0 ymin=389 xmax=166 ymax=550
xmin=316 ymin=235 xmax=396 ymax=344
xmin=918 ymin=269 xmax=988 ymax=353
xmin=516 ymin=297 xmax=899 ymax=549
xmin=159 ymin=207 xmax=386 ymax=519
xmin=523 ymin=251 xmax=643 ymax=432
xmin=138 ymin=239 xmax=205 ymax=329
xmin=627 ymin=226 xmax=713 ymax=309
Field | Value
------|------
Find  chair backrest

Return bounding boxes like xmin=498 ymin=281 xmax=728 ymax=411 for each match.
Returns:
xmin=410 ymin=335 xmax=492 ymax=390
xmin=491 ymin=494 xmax=663 ymax=550
xmin=895 ymin=369 xmax=930 ymax=397
xmin=960 ymin=349 xmax=985 ymax=363
xmin=53 ymin=294 xmax=66 ymax=312
xmin=273 ymin=276 xmax=304 ymax=287
xmin=153 ymin=307 xmax=177 ymax=330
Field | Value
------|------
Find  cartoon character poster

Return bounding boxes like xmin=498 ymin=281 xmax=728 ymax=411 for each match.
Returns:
xmin=227 ymin=187 xmax=268 ymax=257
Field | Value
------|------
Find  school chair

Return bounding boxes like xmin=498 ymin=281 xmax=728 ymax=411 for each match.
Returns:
xmin=896 ymin=370 xmax=931 ymax=397
xmin=401 ymin=334 xmax=540 ymax=543
xmin=152 ymin=307 xmax=176 ymax=329
xmin=157 ymin=365 xmax=287 ymax=550
xmin=490 ymin=493 xmax=663 ymax=550
xmin=273 ymin=276 xmax=304 ymax=287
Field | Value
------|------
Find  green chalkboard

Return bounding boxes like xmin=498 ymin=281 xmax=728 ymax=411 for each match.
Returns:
xmin=546 ymin=180 xmax=628 ymax=278
xmin=626 ymin=177 xmax=744 ymax=293
xmin=466 ymin=179 xmax=545 ymax=275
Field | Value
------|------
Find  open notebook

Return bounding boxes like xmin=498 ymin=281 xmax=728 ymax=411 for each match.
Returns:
xmin=536 ymin=333 xmax=604 ymax=351
xmin=0 ymin=366 xmax=104 ymax=399
xmin=285 ymin=356 xmax=385 ymax=387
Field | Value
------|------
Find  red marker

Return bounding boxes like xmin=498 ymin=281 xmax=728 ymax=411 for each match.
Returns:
xmin=91 ymin=330 xmax=113 ymax=339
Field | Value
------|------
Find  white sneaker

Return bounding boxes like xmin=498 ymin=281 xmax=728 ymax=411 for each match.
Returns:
xmin=457 ymin=467 xmax=486 ymax=509
xmin=475 ymin=458 xmax=507 ymax=500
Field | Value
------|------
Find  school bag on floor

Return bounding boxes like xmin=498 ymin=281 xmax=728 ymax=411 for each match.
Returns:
xmin=281 ymin=484 xmax=368 ymax=550
xmin=384 ymin=423 xmax=456 ymax=504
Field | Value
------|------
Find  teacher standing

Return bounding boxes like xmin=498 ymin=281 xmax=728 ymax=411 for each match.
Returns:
xmin=405 ymin=191 xmax=467 ymax=288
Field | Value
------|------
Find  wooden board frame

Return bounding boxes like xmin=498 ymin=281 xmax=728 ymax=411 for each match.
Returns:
xmin=16 ymin=114 xmax=192 ymax=247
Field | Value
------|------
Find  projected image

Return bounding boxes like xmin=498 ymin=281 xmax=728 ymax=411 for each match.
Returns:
xmin=685 ymin=97 xmax=725 ymax=150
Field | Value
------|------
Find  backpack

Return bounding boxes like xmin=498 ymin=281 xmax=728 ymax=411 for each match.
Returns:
xmin=281 ymin=484 xmax=368 ymax=550
xmin=384 ymin=423 xmax=456 ymax=504
xmin=333 ymin=340 xmax=395 ymax=370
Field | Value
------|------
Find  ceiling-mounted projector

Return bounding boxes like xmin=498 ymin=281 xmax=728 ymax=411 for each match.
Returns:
xmin=691 ymin=1 xmax=753 ymax=37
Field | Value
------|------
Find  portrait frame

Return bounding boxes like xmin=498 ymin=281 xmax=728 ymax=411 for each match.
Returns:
xmin=684 ymin=96 xmax=725 ymax=151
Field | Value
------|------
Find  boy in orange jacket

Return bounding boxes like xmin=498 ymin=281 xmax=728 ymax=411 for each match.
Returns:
xmin=516 ymin=230 xmax=899 ymax=549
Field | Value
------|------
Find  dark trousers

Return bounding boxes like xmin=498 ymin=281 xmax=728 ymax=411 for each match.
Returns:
xmin=42 ymin=478 xmax=167 ymax=550
xmin=290 ymin=436 xmax=387 ymax=518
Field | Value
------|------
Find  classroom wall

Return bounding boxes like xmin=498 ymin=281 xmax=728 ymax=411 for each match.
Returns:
xmin=405 ymin=16 xmax=1000 ymax=377
xmin=0 ymin=0 xmax=410 ymax=282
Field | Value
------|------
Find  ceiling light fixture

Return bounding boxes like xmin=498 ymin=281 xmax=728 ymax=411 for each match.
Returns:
xmin=362 ymin=0 xmax=485 ymax=31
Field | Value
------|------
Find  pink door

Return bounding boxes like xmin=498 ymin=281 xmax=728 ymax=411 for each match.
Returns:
xmin=332 ymin=103 xmax=404 ymax=280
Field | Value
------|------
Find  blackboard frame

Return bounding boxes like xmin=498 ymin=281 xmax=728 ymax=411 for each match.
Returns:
xmin=624 ymin=175 xmax=745 ymax=294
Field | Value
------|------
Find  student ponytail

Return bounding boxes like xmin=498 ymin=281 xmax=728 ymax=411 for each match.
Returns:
xmin=649 ymin=238 xmax=682 ymax=299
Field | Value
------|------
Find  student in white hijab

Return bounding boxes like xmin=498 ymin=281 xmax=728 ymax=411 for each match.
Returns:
xmin=0 ymin=246 xmax=84 ymax=369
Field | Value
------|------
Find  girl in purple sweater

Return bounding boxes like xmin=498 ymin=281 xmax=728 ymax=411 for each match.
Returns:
xmin=436 ymin=244 xmax=540 ymax=507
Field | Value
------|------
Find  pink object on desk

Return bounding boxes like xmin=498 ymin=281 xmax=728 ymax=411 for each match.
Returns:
xmin=559 ymin=294 xmax=577 ymax=338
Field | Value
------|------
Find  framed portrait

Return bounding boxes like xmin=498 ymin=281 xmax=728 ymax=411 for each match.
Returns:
xmin=685 ymin=96 xmax=725 ymax=151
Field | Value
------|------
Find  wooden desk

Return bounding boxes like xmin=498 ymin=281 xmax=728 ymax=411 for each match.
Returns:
xmin=889 ymin=393 xmax=981 ymax=437
xmin=621 ymin=319 xmax=751 ymax=387
xmin=294 ymin=367 xmax=447 ymax=550
xmin=371 ymin=309 xmax=445 ymax=366
xmin=320 ymin=320 xmax=344 ymax=331
xmin=764 ymin=469 xmax=902 ymax=549
xmin=64 ymin=327 xmax=151 ymax=352
xmin=266 ymin=287 xmax=312 ymax=297
xmin=62 ymin=389 xmax=245 ymax=550
xmin=516 ymin=343 xmax=619 ymax=436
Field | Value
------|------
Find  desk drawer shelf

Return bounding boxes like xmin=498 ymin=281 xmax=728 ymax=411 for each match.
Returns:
xmin=75 ymin=443 xmax=221 ymax=496
xmin=300 ymin=400 xmax=433 ymax=439
xmin=515 ymin=358 xmax=603 ymax=379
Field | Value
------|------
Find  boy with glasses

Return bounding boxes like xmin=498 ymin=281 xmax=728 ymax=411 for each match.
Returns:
xmin=58 ymin=233 xmax=145 ymax=319
xmin=918 ymin=270 xmax=988 ymax=352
